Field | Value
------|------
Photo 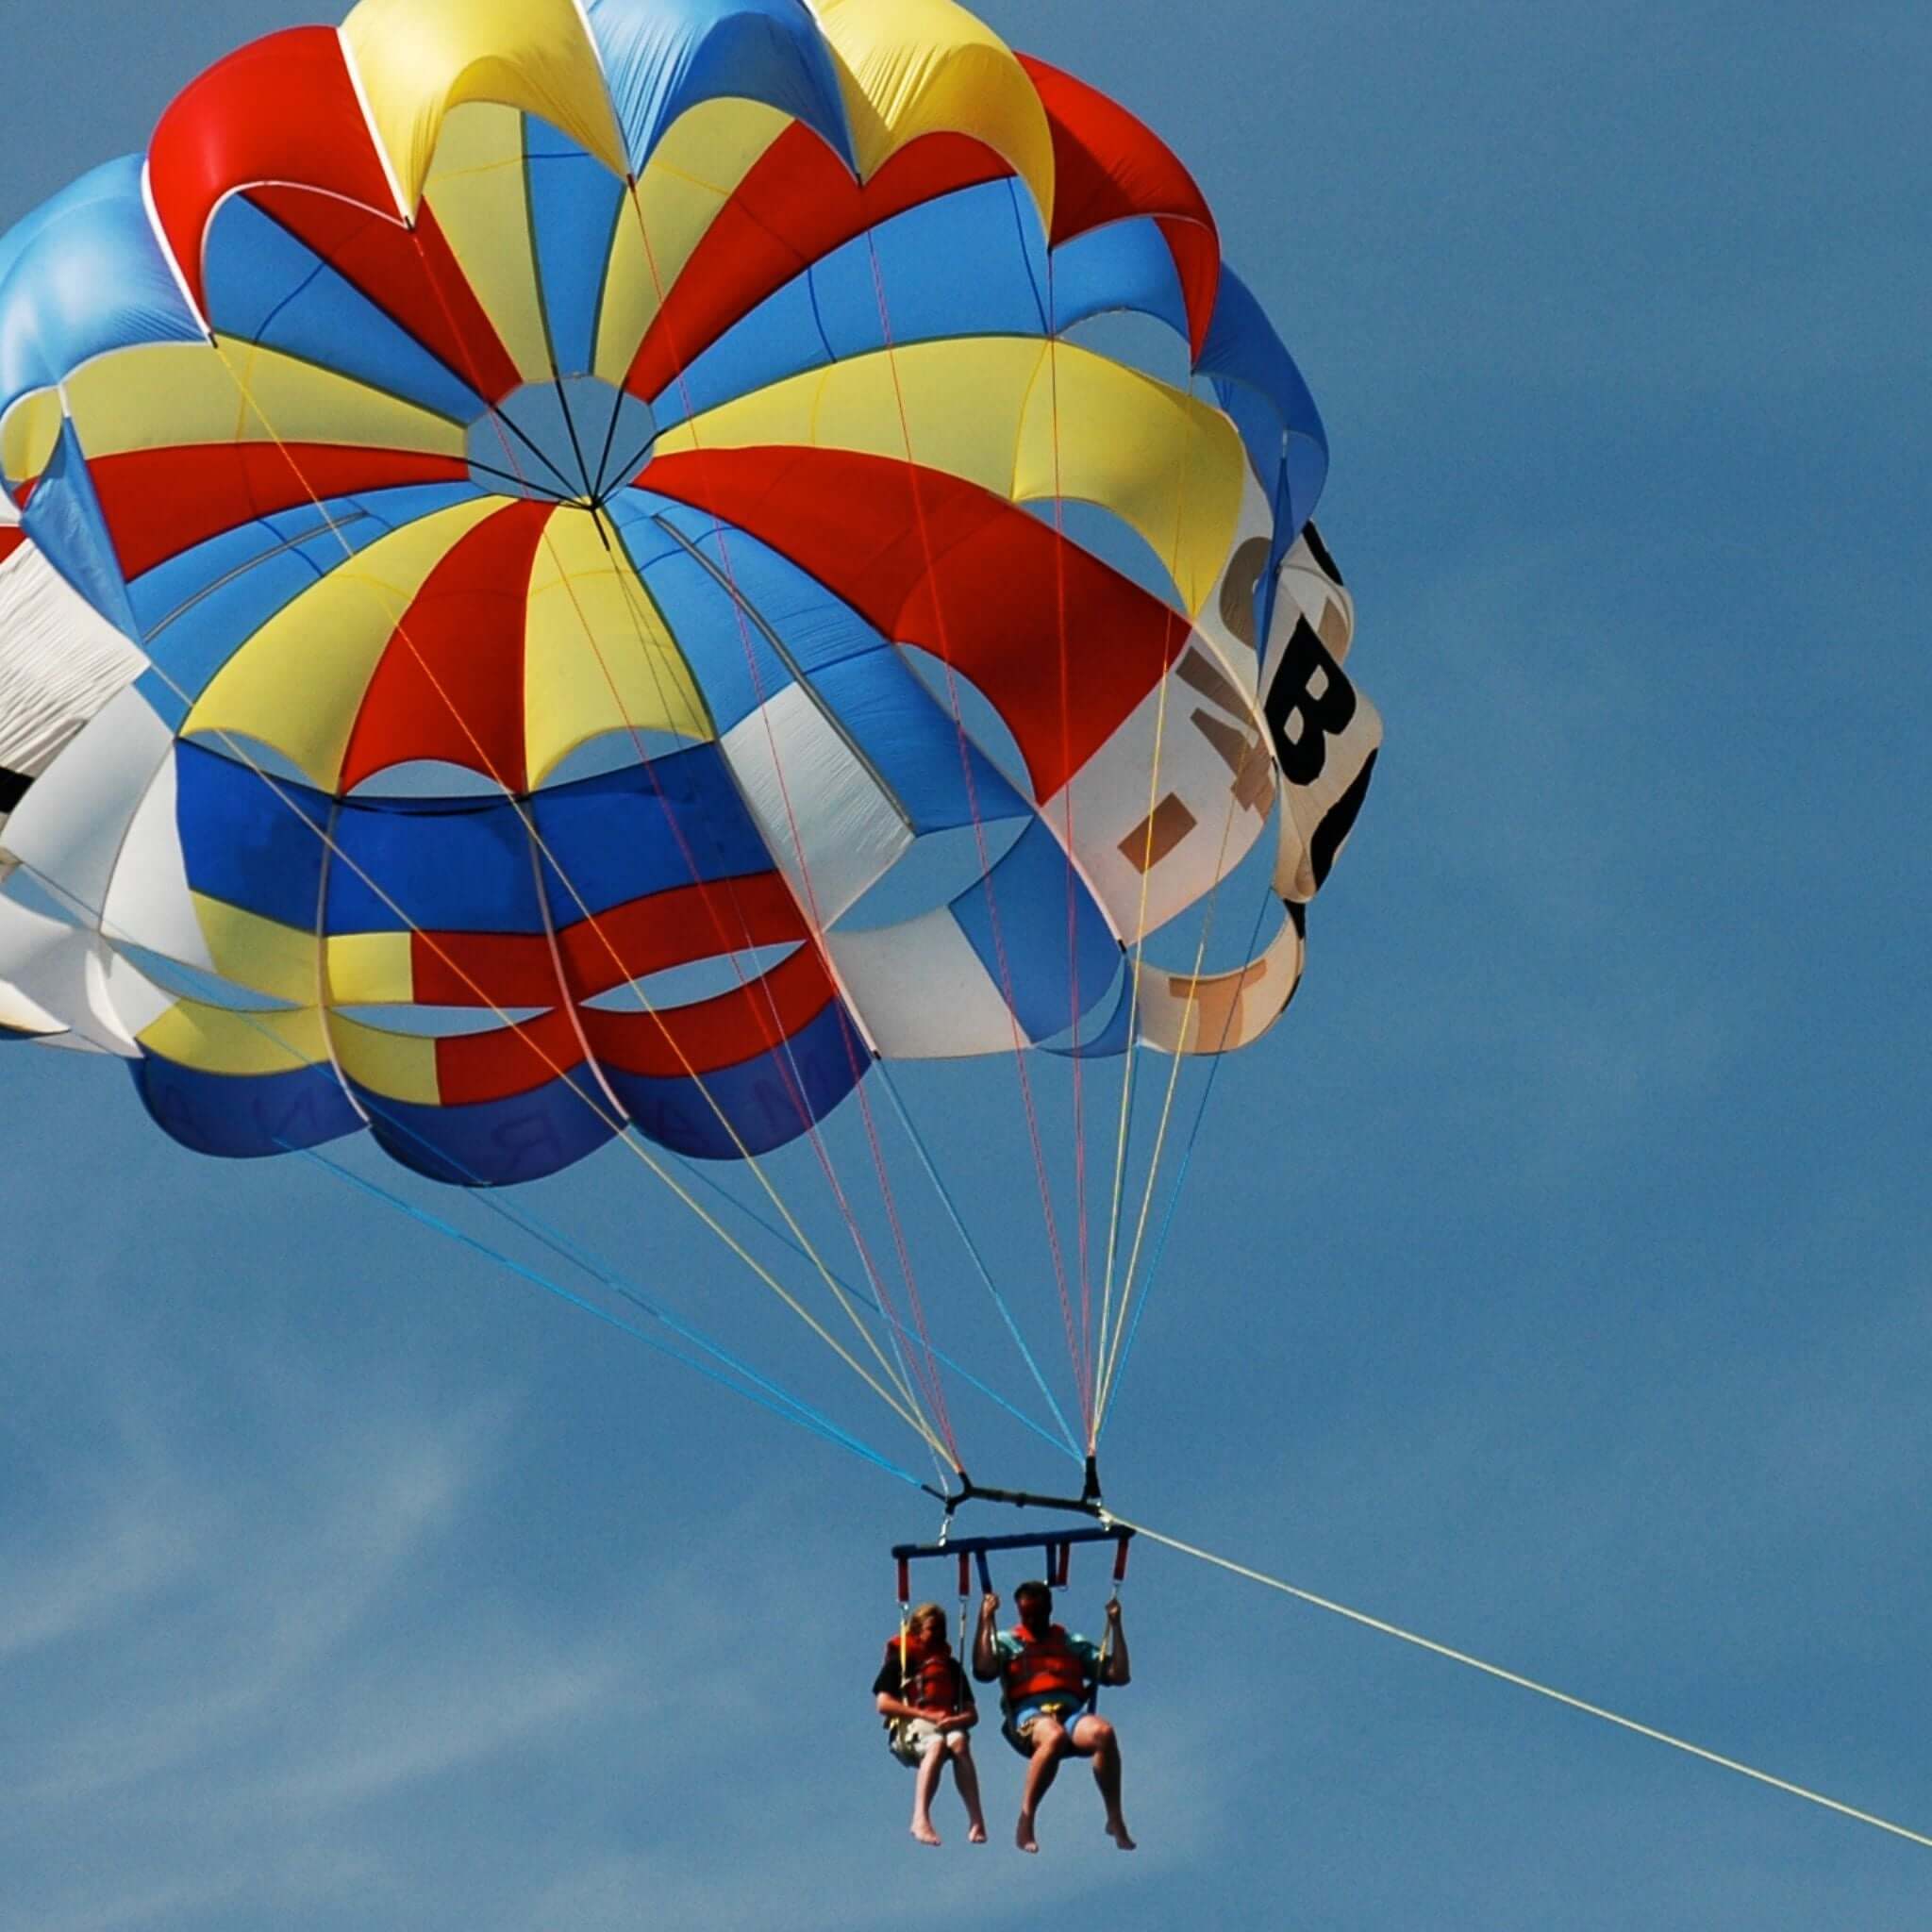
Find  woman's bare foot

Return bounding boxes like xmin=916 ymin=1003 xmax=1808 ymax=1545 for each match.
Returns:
xmin=967 ymin=1822 xmax=988 ymax=1843
xmin=911 ymin=1820 xmax=941 ymax=1846
xmin=1105 ymin=1818 xmax=1137 ymax=1851
xmin=1015 ymin=1812 xmax=1040 ymax=1853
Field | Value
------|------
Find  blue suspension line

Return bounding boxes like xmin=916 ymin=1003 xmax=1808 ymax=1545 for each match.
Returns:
xmin=311 ymin=1089 xmax=935 ymax=1479
xmin=458 ymin=1158 xmax=949 ymax=1484
xmin=290 ymin=1144 xmax=924 ymax=1488
xmin=871 ymin=1064 xmax=1085 ymax=1462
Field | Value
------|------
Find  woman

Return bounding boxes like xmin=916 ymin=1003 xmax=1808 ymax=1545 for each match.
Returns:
xmin=873 ymin=1603 xmax=987 ymax=1845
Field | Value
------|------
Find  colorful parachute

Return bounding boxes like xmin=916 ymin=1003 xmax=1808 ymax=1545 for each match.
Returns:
xmin=0 ymin=0 xmax=1377 ymax=1190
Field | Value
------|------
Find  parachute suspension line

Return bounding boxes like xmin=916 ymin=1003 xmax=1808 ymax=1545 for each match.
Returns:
xmin=860 ymin=228 xmax=1090 ymax=1443
xmin=1096 ymin=883 xmax=1274 ymax=1445
xmin=291 ymin=1142 xmax=926 ymax=1489
xmin=1093 ymin=688 xmax=1263 ymax=1438
xmin=453 ymin=1141 xmax=941 ymax=1500
xmin=399 ymin=233 xmax=950 ymax=1451
xmin=1092 ymin=387 xmax=1203 ymax=1454
xmin=1115 ymin=1516 xmax=1932 ymax=1855
xmin=661 ymin=1140 xmax=1080 ymax=1463
xmin=205 ymin=346 xmax=946 ymax=1457
xmin=616 ymin=184 xmax=961 ymax=1469
xmin=1042 ymin=258 xmax=1096 ymax=1414
xmin=874 ymin=1062 xmax=1085 ymax=1463
xmin=349 ymin=1104 xmax=941 ymax=1483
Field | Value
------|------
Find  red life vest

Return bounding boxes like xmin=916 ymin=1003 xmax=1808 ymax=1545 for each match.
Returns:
xmin=1001 ymin=1622 xmax=1091 ymax=1707
xmin=884 ymin=1631 xmax=965 ymax=1712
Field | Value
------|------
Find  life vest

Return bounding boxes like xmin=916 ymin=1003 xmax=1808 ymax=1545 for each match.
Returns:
xmin=884 ymin=1631 xmax=965 ymax=1712
xmin=1001 ymin=1622 xmax=1090 ymax=1707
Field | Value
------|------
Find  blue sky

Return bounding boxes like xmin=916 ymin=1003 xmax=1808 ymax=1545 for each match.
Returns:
xmin=4 ymin=2 xmax=1929 ymax=1927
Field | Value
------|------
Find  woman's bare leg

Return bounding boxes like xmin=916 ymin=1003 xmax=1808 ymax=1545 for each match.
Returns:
xmin=910 ymin=1739 xmax=945 ymax=1844
xmin=946 ymin=1734 xmax=987 ymax=1842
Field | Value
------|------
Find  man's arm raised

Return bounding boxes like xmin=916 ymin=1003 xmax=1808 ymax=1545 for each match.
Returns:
xmin=1100 ymin=1600 xmax=1131 ymax=1686
xmin=972 ymin=1591 xmax=1003 ymax=1682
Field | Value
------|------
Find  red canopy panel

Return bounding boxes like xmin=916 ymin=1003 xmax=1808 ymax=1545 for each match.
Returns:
xmin=626 ymin=126 xmax=1014 ymax=404
xmin=1018 ymin=55 xmax=1220 ymax=359
xmin=583 ymin=940 xmax=840 ymax=1079
xmin=341 ymin=498 xmax=555 ymax=794
xmin=88 ymin=443 xmax=469 ymax=583
xmin=148 ymin=26 xmax=397 ymax=318
xmin=648 ymin=446 xmax=1191 ymax=802
xmin=245 ymin=188 xmax=524 ymax=407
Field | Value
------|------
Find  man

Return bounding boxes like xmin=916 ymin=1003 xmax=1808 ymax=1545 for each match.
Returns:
xmin=973 ymin=1579 xmax=1133 ymax=1853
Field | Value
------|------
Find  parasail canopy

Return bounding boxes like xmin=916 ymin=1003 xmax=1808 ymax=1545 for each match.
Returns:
xmin=1 ymin=0 xmax=1379 ymax=1471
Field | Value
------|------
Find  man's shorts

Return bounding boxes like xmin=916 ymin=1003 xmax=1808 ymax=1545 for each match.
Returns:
xmin=887 ymin=1718 xmax=945 ymax=1767
xmin=1002 ymin=1698 xmax=1084 ymax=1757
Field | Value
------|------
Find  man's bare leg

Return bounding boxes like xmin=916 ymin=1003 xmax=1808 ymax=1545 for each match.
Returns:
xmin=1074 ymin=1715 xmax=1135 ymax=1850
xmin=1015 ymin=1720 xmax=1070 ymax=1853
xmin=945 ymin=1734 xmax=987 ymax=1842
xmin=910 ymin=1739 xmax=945 ymax=1845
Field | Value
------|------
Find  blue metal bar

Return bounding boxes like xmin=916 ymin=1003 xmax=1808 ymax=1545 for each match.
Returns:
xmin=892 ymin=1525 xmax=1134 ymax=1561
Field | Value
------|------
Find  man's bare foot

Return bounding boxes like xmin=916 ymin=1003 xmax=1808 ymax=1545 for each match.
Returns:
xmin=1015 ymin=1813 xmax=1039 ymax=1854
xmin=1106 ymin=1819 xmax=1137 ymax=1851
xmin=910 ymin=1821 xmax=941 ymax=1846
xmin=967 ymin=1822 xmax=988 ymax=1843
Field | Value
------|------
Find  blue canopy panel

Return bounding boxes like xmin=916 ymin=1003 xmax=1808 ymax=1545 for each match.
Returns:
xmin=524 ymin=117 xmax=627 ymax=379
xmin=805 ymin=651 xmax=1028 ymax=836
xmin=950 ymin=817 xmax=1121 ymax=1041
xmin=199 ymin=195 xmax=485 ymax=424
xmin=326 ymin=790 xmax=546 ymax=937
xmin=584 ymin=0 xmax=855 ymax=179
xmin=131 ymin=481 xmax=483 ymax=726
xmin=605 ymin=489 xmax=790 ymax=723
xmin=175 ymin=739 xmax=332 ymax=931
xmin=0 ymin=156 xmax=203 ymax=435
xmin=128 ymin=1052 xmax=361 ymax=1158
xmin=1041 ymin=962 xmax=1135 ymax=1059
xmin=650 ymin=179 xmax=1049 ymax=429
xmin=22 ymin=418 xmax=141 ymax=641
xmin=1197 ymin=262 xmax=1327 ymax=638
xmin=1045 ymin=215 xmax=1191 ymax=346
xmin=530 ymin=741 xmax=772 ymax=916
xmin=353 ymin=1069 xmax=618 ymax=1186
xmin=600 ymin=985 xmax=866 ymax=1159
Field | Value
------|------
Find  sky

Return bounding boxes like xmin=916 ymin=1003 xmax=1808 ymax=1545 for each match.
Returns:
xmin=3 ymin=1 xmax=1929 ymax=1927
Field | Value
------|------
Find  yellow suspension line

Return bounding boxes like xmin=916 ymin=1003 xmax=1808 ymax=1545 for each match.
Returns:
xmin=1092 ymin=754 xmax=1253 ymax=1437
xmin=1093 ymin=366 xmax=1204 ymax=1448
